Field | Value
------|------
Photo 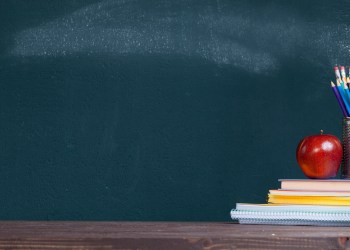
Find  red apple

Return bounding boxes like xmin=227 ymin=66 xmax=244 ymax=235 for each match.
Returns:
xmin=296 ymin=130 xmax=343 ymax=179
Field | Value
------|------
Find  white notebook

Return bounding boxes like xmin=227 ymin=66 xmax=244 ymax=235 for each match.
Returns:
xmin=231 ymin=203 xmax=350 ymax=226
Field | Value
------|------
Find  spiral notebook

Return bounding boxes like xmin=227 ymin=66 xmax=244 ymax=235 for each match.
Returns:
xmin=231 ymin=203 xmax=350 ymax=226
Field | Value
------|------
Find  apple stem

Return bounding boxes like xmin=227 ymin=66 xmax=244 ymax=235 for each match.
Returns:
xmin=320 ymin=129 xmax=323 ymax=135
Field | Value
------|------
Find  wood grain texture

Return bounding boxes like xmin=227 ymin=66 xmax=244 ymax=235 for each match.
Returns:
xmin=0 ymin=222 xmax=349 ymax=249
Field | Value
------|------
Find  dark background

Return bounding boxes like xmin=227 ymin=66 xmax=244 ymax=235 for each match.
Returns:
xmin=0 ymin=0 xmax=347 ymax=221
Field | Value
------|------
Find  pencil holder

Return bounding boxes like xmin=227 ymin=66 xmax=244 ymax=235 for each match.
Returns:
xmin=342 ymin=117 xmax=350 ymax=178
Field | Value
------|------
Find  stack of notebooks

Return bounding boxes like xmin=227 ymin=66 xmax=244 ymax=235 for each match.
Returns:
xmin=231 ymin=179 xmax=350 ymax=226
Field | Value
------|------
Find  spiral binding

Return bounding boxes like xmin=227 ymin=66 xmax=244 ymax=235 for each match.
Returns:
xmin=230 ymin=209 xmax=350 ymax=226
xmin=342 ymin=117 xmax=350 ymax=178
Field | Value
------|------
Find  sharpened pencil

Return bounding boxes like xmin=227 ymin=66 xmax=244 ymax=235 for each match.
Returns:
xmin=331 ymin=81 xmax=349 ymax=117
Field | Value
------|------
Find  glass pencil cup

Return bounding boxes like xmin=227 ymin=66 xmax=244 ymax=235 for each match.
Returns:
xmin=342 ymin=117 xmax=350 ymax=178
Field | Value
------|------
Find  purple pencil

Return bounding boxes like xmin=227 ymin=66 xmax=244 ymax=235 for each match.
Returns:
xmin=331 ymin=81 xmax=349 ymax=117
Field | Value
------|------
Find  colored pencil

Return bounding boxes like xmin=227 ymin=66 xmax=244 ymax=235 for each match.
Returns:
xmin=338 ymin=76 xmax=345 ymax=90
xmin=331 ymin=81 xmax=349 ymax=117
xmin=337 ymin=78 xmax=345 ymax=94
xmin=343 ymin=77 xmax=348 ymax=93
xmin=344 ymin=81 xmax=350 ymax=104
xmin=336 ymin=80 xmax=350 ymax=116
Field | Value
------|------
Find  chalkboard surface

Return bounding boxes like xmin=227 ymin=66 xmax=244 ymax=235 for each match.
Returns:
xmin=0 ymin=0 xmax=347 ymax=221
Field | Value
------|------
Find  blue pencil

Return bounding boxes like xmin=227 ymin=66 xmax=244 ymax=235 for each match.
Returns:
xmin=331 ymin=81 xmax=349 ymax=117
xmin=336 ymin=80 xmax=350 ymax=116
xmin=337 ymin=78 xmax=346 ymax=96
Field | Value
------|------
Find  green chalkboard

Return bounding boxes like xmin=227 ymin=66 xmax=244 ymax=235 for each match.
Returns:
xmin=0 ymin=0 xmax=347 ymax=221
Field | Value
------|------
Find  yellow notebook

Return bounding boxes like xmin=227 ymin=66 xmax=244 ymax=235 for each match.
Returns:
xmin=268 ymin=194 xmax=350 ymax=205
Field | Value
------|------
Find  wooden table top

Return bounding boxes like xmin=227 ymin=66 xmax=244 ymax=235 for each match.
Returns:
xmin=0 ymin=221 xmax=349 ymax=249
